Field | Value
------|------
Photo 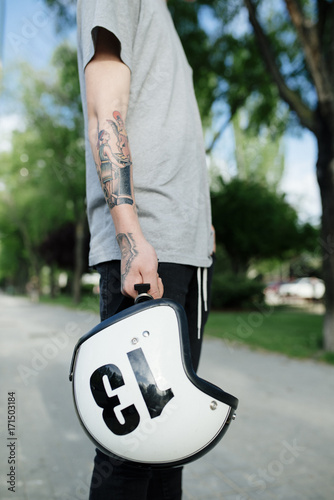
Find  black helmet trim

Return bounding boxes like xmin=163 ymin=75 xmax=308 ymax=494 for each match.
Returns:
xmin=72 ymin=394 xmax=235 ymax=469
xmin=70 ymin=299 xmax=238 ymax=410
xmin=70 ymin=299 xmax=238 ymax=468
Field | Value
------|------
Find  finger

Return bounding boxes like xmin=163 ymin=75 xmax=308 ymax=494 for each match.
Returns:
xmin=145 ymin=272 xmax=163 ymax=299
xmin=121 ymin=273 xmax=141 ymax=299
xmin=157 ymin=276 xmax=164 ymax=298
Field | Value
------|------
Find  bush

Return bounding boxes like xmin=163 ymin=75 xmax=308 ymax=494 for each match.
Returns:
xmin=211 ymin=271 xmax=265 ymax=309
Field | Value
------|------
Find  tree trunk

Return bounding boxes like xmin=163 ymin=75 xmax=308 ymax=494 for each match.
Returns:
xmin=72 ymin=215 xmax=86 ymax=305
xmin=49 ymin=264 xmax=56 ymax=298
xmin=316 ymin=117 xmax=334 ymax=351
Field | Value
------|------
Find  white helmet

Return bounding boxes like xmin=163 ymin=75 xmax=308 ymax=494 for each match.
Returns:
xmin=69 ymin=294 xmax=238 ymax=468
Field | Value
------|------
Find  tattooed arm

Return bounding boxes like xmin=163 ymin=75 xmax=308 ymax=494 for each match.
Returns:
xmin=85 ymin=28 xmax=163 ymax=300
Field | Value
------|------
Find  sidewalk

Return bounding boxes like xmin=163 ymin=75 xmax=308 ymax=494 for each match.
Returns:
xmin=0 ymin=294 xmax=333 ymax=500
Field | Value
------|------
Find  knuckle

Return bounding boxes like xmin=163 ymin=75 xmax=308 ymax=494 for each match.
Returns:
xmin=121 ymin=280 xmax=135 ymax=298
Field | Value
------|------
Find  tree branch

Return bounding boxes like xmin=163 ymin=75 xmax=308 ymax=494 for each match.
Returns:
xmin=243 ymin=0 xmax=316 ymax=133
xmin=317 ymin=0 xmax=334 ymax=90
xmin=205 ymin=116 xmax=231 ymax=155
xmin=284 ymin=0 xmax=333 ymax=108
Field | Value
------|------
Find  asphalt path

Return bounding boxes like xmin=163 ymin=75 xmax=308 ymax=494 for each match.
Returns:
xmin=0 ymin=294 xmax=333 ymax=500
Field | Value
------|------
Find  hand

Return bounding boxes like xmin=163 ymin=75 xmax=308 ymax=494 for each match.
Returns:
xmin=116 ymin=232 xmax=164 ymax=300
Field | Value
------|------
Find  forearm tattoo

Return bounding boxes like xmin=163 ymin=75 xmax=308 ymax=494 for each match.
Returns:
xmin=96 ymin=111 xmax=134 ymax=210
xmin=116 ymin=232 xmax=138 ymax=282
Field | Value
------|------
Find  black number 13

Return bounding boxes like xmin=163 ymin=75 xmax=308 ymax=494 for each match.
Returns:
xmin=90 ymin=348 xmax=174 ymax=436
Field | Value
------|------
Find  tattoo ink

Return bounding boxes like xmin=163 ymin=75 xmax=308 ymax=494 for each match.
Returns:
xmin=116 ymin=233 xmax=138 ymax=284
xmin=96 ymin=111 xmax=134 ymax=210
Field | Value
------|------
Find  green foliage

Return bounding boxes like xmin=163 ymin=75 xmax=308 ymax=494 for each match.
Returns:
xmin=211 ymin=177 xmax=318 ymax=274
xmin=205 ymin=308 xmax=327 ymax=362
xmin=0 ymin=43 xmax=86 ymax=286
xmin=41 ymin=0 xmax=328 ymax=136
xmin=233 ymin=109 xmax=285 ymax=187
xmin=168 ymin=0 xmax=218 ymax=123
xmin=208 ymin=0 xmax=316 ymax=120
xmin=42 ymin=0 xmax=76 ymax=32
xmin=289 ymin=249 xmax=322 ymax=279
xmin=0 ymin=227 xmax=28 ymax=287
xmin=210 ymin=245 xmax=264 ymax=309
xmin=51 ymin=43 xmax=83 ymax=118
xmin=39 ymin=0 xmax=334 ymax=348
xmin=39 ymin=292 xmax=100 ymax=315
xmin=39 ymin=221 xmax=89 ymax=271
xmin=168 ymin=0 xmax=297 ymax=134
xmin=211 ymin=271 xmax=265 ymax=309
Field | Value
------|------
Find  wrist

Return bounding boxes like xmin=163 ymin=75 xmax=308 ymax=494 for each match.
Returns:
xmin=111 ymin=205 xmax=142 ymax=238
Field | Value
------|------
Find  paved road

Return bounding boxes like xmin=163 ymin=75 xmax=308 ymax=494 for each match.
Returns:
xmin=0 ymin=294 xmax=333 ymax=500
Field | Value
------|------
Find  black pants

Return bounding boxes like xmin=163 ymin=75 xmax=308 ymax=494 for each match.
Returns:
xmin=89 ymin=260 xmax=214 ymax=500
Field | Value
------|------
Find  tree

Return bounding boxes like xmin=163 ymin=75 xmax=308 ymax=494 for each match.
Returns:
xmin=40 ymin=0 xmax=334 ymax=350
xmin=233 ymin=110 xmax=285 ymax=188
xmin=240 ymin=0 xmax=334 ymax=351
xmin=0 ymin=43 xmax=87 ymax=302
xmin=211 ymin=177 xmax=316 ymax=274
xmin=170 ymin=0 xmax=334 ymax=350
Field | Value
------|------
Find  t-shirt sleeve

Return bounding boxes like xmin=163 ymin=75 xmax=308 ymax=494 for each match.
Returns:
xmin=77 ymin=0 xmax=140 ymax=72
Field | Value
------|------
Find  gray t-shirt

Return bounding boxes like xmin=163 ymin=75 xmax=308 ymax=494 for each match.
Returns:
xmin=77 ymin=0 xmax=213 ymax=268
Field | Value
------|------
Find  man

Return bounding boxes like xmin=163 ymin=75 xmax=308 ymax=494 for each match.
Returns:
xmin=77 ymin=0 xmax=214 ymax=498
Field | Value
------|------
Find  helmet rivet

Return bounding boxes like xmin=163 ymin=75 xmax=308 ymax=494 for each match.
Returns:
xmin=142 ymin=331 xmax=150 ymax=337
xmin=131 ymin=338 xmax=139 ymax=345
xmin=210 ymin=401 xmax=218 ymax=411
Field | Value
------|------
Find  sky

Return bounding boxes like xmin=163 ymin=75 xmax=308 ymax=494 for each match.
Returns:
xmin=1 ymin=0 xmax=68 ymax=69
xmin=0 ymin=0 xmax=322 ymax=224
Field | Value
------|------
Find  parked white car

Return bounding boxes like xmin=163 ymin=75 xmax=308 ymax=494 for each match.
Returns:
xmin=278 ymin=277 xmax=325 ymax=300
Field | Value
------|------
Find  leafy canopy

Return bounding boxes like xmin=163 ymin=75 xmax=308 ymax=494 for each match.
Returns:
xmin=211 ymin=177 xmax=318 ymax=274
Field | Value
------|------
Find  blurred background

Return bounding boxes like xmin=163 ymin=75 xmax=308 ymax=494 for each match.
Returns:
xmin=1 ymin=0 xmax=333 ymax=362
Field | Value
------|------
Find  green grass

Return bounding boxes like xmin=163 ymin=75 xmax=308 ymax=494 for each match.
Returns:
xmin=38 ymin=294 xmax=333 ymax=364
xmin=39 ymin=293 xmax=100 ymax=315
xmin=205 ymin=306 xmax=332 ymax=363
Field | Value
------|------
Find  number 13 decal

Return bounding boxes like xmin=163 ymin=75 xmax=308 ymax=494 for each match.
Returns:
xmin=90 ymin=348 xmax=174 ymax=436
